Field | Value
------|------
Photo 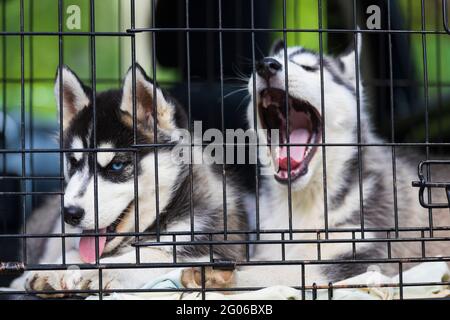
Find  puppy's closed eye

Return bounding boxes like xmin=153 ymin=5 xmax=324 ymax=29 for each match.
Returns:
xmin=301 ymin=65 xmax=318 ymax=72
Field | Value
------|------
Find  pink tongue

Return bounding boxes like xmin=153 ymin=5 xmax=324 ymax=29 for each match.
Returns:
xmin=79 ymin=228 xmax=107 ymax=263
xmin=278 ymin=129 xmax=310 ymax=170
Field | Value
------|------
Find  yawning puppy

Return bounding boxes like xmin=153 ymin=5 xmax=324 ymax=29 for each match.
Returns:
xmin=238 ymin=39 xmax=450 ymax=288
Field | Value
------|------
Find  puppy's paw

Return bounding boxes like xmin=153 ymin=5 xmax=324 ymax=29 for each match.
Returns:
xmin=25 ymin=271 xmax=68 ymax=298
xmin=182 ymin=267 xmax=235 ymax=289
xmin=25 ymin=269 xmax=91 ymax=298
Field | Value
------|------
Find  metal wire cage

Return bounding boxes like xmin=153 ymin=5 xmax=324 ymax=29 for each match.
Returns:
xmin=0 ymin=0 xmax=450 ymax=300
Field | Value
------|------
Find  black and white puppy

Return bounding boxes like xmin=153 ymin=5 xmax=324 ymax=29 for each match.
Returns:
xmin=11 ymin=64 xmax=247 ymax=296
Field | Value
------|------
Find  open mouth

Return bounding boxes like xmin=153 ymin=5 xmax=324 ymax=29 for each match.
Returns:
xmin=258 ymin=88 xmax=322 ymax=183
xmin=78 ymin=201 xmax=132 ymax=263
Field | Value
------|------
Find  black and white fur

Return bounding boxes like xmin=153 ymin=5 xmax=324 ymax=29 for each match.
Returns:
xmin=237 ymin=40 xmax=450 ymax=287
xmin=11 ymin=65 xmax=247 ymax=296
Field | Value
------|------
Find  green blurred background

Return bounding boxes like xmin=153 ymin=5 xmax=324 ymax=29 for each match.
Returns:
xmin=1 ymin=0 xmax=449 ymax=124
xmin=1 ymin=0 xmax=450 ymax=288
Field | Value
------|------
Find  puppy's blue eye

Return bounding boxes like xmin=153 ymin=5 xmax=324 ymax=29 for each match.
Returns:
xmin=111 ymin=162 xmax=124 ymax=171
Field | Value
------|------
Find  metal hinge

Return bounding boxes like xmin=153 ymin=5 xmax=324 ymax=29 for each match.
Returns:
xmin=412 ymin=160 xmax=450 ymax=209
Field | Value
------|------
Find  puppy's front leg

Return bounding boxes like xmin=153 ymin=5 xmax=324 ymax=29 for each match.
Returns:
xmin=24 ymin=250 xmax=84 ymax=298
xmin=25 ymin=248 xmax=175 ymax=298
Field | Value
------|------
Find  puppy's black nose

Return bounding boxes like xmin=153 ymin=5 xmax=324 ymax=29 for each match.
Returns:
xmin=256 ymin=58 xmax=282 ymax=80
xmin=64 ymin=206 xmax=85 ymax=226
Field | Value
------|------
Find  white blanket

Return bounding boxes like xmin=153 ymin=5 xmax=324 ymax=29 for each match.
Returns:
xmin=85 ymin=262 xmax=450 ymax=300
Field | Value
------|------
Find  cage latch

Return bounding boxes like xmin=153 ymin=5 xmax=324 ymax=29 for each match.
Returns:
xmin=412 ymin=160 xmax=450 ymax=211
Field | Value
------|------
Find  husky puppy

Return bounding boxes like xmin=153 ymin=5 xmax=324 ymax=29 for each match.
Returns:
xmin=11 ymin=64 xmax=247 ymax=296
xmin=238 ymin=40 xmax=450 ymax=287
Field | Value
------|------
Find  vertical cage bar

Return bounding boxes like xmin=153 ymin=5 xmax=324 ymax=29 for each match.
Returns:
xmin=19 ymin=0 xmax=27 ymax=266
xmin=421 ymin=230 xmax=426 ymax=258
xmin=28 ymin=0 xmax=35 ymax=212
xmin=245 ymin=232 xmax=250 ymax=262
xmin=205 ymin=0 xmax=214 ymax=83
xmin=130 ymin=0 xmax=142 ymax=264
xmin=57 ymin=0 xmax=67 ymax=266
xmin=176 ymin=2 xmax=184 ymax=75
xmin=318 ymin=0 xmax=329 ymax=239
xmin=328 ymin=282 xmax=333 ymax=300
xmin=294 ymin=0 xmax=300 ymax=44
xmin=352 ymin=0 xmax=365 ymax=239
xmin=89 ymin=0 xmax=102 ymax=299
xmin=209 ymin=234 xmax=213 ymax=262
xmin=398 ymin=262 xmax=404 ymax=300
xmin=352 ymin=231 xmax=356 ymax=259
xmin=387 ymin=231 xmax=392 ymax=259
xmin=301 ymin=263 xmax=306 ymax=300
xmin=312 ymin=283 xmax=317 ymax=300
xmin=435 ymin=1 xmax=443 ymax=145
xmin=316 ymin=232 xmax=321 ymax=260
xmin=282 ymin=0 xmax=294 ymax=240
xmin=185 ymin=0 xmax=195 ymax=243
xmin=173 ymin=234 xmax=177 ymax=263
xmin=117 ymin=0 xmax=122 ymax=86
xmin=407 ymin=1 xmax=413 ymax=31
xmin=1 ymin=0 xmax=5 ymax=175
xmin=235 ymin=0 xmax=242 ymax=62
xmin=421 ymin=0 xmax=433 ymax=238
xmin=250 ymin=0 xmax=260 ymax=241
xmin=151 ymin=0 xmax=160 ymax=246
xmin=218 ymin=0 xmax=228 ymax=240
xmin=387 ymin=0 xmax=399 ymax=238
xmin=201 ymin=266 xmax=206 ymax=300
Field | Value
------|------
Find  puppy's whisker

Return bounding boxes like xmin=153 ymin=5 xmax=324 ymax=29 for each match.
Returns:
xmin=223 ymin=88 xmax=249 ymax=100
xmin=224 ymin=76 xmax=248 ymax=83
xmin=236 ymin=93 xmax=251 ymax=112
xmin=232 ymin=64 xmax=250 ymax=82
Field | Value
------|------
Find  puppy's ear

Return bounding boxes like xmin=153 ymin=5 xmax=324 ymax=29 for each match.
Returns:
xmin=55 ymin=66 xmax=92 ymax=129
xmin=270 ymin=39 xmax=285 ymax=56
xmin=337 ymin=32 xmax=362 ymax=82
xmin=120 ymin=64 xmax=176 ymax=131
